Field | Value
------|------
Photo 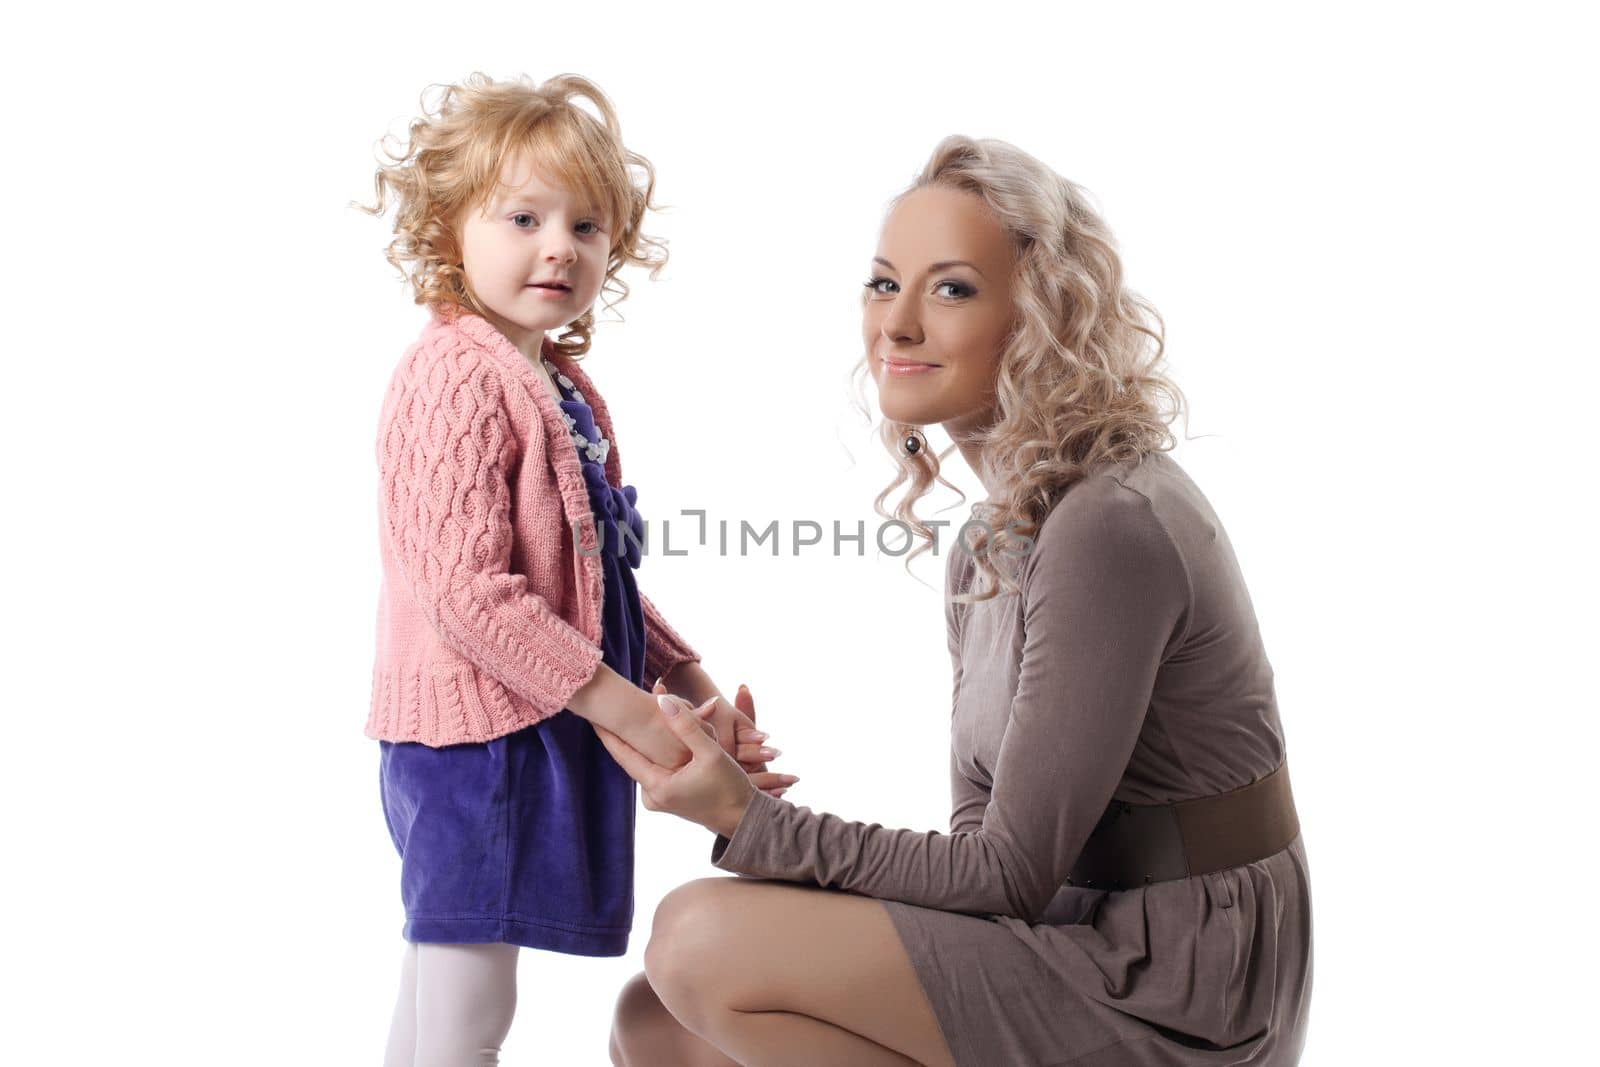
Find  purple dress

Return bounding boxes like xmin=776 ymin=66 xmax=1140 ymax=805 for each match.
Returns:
xmin=377 ymin=362 xmax=648 ymax=956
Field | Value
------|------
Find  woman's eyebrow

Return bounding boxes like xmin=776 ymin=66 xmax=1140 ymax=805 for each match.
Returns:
xmin=872 ymin=256 xmax=987 ymax=280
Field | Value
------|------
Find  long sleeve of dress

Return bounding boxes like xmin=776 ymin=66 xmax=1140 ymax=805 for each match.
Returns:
xmin=379 ymin=348 xmax=603 ymax=720
xmin=945 ymin=551 xmax=989 ymax=836
xmin=709 ymin=482 xmax=1193 ymax=923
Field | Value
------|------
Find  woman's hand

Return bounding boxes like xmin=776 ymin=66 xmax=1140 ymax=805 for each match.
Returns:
xmin=594 ymin=693 xmax=797 ymax=838
xmin=655 ymin=680 xmax=794 ymax=799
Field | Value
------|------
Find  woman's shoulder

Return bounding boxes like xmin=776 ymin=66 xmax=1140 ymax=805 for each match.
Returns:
xmin=943 ymin=452 xmax=1188 ymax=591
xmin=1022 ymin=450 xmax=1198 ymax=593
xmin=1034 ymin=451 xmax=1175 ymax=542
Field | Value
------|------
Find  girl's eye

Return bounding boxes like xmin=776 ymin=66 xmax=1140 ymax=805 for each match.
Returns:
xmin=863 ymin=276 xmax=897 ymax=295
xmin=511 ymin=213 xmax=537 ymax=229
xmin=576 ymin=220 xmax=601 ymax=235
xmin=935 ymin=280 xmax=975 ymax=299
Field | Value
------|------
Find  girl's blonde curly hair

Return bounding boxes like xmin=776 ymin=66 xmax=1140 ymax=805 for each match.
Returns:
xmin=855 ymin=136 xmax=1191 ymax=603
xmin=351 ymin=71 xmax=666 ymax=360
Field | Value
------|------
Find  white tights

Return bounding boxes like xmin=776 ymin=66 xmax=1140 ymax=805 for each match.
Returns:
xmin=383 ymin=941 xmax=520 ymax=1067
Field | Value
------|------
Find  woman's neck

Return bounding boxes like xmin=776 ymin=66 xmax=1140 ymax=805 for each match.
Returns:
xmin=944 ymin=409 xmax=1000 ymax=498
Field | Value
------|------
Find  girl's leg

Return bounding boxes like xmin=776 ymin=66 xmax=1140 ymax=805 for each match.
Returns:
xmin=413 ymin=942 xmax=520 ymax=1067
xmin=383 ymin=941 xmax=419 ymax=1067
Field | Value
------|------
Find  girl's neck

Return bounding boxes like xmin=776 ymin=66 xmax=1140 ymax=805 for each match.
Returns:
xmin=528 ymin=356 xmax=564 ymax=404
xmin=480 ymin=306 xmax=547 ymax=365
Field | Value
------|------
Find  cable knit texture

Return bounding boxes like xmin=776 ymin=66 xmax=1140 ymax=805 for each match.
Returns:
xmin=365 ymin=303 xmax=699 ymax=746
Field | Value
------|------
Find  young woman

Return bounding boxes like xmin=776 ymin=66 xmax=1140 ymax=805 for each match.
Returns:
xmin=599 ymin=135 xmax=1313 ymax=1067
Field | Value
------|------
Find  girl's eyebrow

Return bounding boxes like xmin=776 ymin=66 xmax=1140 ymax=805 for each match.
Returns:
xmin=493 ymin=191 xmax=605 ymax=220
xmin=872 ymin=256 xmax=987 ymax=280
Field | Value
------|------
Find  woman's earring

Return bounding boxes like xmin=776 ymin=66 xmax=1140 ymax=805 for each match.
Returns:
xmin=900 ymin=427 xmax=928 ymax=457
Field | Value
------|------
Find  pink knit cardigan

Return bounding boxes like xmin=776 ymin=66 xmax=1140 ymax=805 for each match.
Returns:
xmin=364 ymin=302 xmax=700 ymax=747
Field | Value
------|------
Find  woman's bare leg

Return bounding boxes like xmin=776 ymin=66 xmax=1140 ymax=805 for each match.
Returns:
xmin=610 ymin=966 xmax=920 ymax=1067
xmin=641 ymin=878 xmax=957 ymax=1067
xmin=610 ymin=970 xmax=741 ymax=1067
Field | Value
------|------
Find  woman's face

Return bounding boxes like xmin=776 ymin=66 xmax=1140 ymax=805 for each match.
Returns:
xmin=862 ymin=184 xmax=1019 ymax=437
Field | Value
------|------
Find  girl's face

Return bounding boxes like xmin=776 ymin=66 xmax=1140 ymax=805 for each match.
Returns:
xmin=457 ymin=149 xmax=612 ymax=358
xmin=862 ymin=185 xmax=1019 ymax=438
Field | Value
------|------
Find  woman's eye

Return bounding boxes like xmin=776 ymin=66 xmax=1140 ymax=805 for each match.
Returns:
xmin=863 ymin=276 xmax=897 ymax=295
xmin=936 ymin=280 xmax=974 ymax=299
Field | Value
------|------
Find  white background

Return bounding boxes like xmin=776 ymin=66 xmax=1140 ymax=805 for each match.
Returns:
xmin=3 ymin=1 xmax=1595 ymax=1063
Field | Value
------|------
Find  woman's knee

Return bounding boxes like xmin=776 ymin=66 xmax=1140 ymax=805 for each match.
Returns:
xmin=647 ymin=879 xmax=740 ymax=954
xmin=610 ymin=969 xmax=702 ymax=1066
xmin=642 ymin=880 xmax=730 ymax=1011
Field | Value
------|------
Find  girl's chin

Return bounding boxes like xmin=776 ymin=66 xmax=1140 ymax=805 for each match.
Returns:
xmin=493 ymin=308 xmax=573 ymax=333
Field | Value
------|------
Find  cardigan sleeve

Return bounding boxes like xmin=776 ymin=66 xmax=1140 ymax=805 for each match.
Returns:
xmin=379 ymin=347 xmax=603 ymax=719
xmin=707 ymin=482 xmax=1191 ymax=922
xmin=640 ymin=592 xmax=701 ymax=685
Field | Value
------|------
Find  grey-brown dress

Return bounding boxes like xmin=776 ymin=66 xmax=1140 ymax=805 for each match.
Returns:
xmin=710 ymin=450 xmax=1313 ymax=1066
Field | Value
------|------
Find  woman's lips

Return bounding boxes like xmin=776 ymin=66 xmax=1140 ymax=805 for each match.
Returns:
xmin=880 ymin=357 xmax=940 ymax=376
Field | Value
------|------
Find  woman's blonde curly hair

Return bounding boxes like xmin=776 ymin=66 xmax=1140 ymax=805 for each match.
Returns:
xmin=855 ymin=136 xmax=1190 ymax=603
xmin=351 ymin=71 xmax=667 ymax=360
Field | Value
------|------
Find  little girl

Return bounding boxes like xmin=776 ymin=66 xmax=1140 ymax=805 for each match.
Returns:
xmin=354 ymin=72 xmax=797 ymax=1065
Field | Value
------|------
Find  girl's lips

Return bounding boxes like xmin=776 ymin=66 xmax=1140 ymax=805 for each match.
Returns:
xmin=527 ymin=284 xmax=572 ymax=299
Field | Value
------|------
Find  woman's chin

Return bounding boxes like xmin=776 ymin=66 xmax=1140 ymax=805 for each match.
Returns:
xmin=876 ymin=393 xmax=940 ymax=428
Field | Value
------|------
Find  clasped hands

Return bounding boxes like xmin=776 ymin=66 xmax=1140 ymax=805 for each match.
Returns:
xmin=593 ymin=683 xmax=800 ymax=840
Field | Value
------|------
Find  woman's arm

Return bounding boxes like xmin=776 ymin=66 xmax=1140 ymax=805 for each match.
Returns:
xmin=945 ymin=550 xmax=984 ymax=835
xmin=949 ymin=748 xmax=989 ymax=835
xmin=708 ymin=486 xmax=1192 ymax=923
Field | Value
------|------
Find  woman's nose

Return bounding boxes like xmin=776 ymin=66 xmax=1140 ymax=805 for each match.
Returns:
xmin=881 ymin=300 xmax=923 ymax=344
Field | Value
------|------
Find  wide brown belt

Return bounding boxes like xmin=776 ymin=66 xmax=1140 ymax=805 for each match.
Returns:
xmin=1065 ymin=760 xmax=1300 ymax=891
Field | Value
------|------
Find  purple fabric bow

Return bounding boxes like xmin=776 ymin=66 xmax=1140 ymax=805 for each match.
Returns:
xmin=571 ymin=433 xmax=643 ymax=568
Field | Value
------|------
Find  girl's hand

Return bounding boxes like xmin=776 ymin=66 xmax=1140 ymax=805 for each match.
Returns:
xmin=731 ymin=685 xmax=796 ymax=800
xmin=651 ymin=680 xmax=795 ymax=799
xmin=594 ymin=695 xmax=790 ymax=838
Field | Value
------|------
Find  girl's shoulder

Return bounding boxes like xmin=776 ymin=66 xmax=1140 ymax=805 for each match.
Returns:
xmin=414 ymin=303 xmax=519 ymax=379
